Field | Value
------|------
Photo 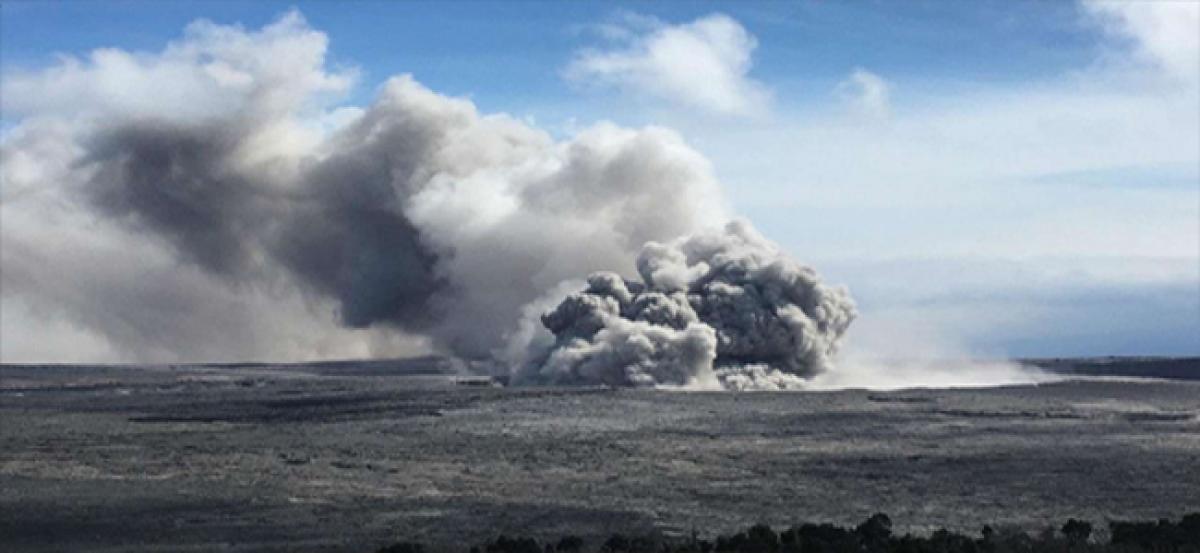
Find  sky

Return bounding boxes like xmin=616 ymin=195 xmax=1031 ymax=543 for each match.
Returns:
xmin=1 ymin=0 xmax=1197 ymax=362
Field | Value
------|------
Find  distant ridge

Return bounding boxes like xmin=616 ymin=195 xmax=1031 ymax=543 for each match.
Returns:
xmin=1023 ymin=356 xmax=1200 ymax=381
xmin=5 ymin=355 xmax=1198 ymax=381
xmin=187 ymin=356 xmax=463 ymax=376
xmin=0 ymin=356 xmax=464 ymax=377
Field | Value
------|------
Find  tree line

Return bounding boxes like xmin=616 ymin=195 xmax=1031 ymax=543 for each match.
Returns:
xmin=375 ymin=512 xmax=1200 ymax=553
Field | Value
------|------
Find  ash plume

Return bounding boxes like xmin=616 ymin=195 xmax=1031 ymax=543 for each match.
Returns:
xmin=0 ymin=12 xmax=866 ymax=390
xmin=1 ymin=12 xmax=728 ymax=364
xmin=515 ymin=221 xmax=857 ymax=389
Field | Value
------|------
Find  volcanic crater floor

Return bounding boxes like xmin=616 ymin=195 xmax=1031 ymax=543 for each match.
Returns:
xmin=1 ymin=361 xmax=1198 ymax=552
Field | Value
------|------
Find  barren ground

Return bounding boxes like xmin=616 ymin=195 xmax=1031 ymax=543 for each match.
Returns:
xmin=1 ymin=360 xmax=1197 ymax=552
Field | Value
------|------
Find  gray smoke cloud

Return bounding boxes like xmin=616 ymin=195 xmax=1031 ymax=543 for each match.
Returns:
xmin=0 ymin=12 xmax=858 ymax=389
xmin=0 ymin=12 xmax=732 ymax=365
xmin=515 ymin=221 xmax=856 ymax=389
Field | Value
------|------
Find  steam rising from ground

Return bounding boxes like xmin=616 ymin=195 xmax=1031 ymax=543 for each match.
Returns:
xmin=809 ymin=314 xmax=1060 ymax=390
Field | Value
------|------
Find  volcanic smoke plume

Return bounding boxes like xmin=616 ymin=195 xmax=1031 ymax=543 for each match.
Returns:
xmin=515 ymin=221 xmax=856 ymax=389
xmin=0 ymin=12 xmax=856 ymax=388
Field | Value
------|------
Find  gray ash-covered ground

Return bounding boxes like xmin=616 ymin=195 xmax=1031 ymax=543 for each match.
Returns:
xmin=1 ymin=359 xmax=1198 ymax=552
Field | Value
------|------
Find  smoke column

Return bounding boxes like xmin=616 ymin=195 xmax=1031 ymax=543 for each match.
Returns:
xmin=0 ymin=12 xmax=873 ymax=390
xmin=0 ymin=11 xmax=1051 ymax=391
xmin=513 ymin=221 xmax=856 ymax=389
xmin=1 ymin=12 xmax=726 ymax=365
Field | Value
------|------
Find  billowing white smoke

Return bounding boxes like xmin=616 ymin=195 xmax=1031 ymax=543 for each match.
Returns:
xmin=515 ymin=221 xmax=857 ymax=389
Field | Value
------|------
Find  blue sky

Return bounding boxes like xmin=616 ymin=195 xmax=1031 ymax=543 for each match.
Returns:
xmin=1 ymin=1 xmax=1197 ymax=361
xmin=1 ymin=0 xmax=1101 ymax=114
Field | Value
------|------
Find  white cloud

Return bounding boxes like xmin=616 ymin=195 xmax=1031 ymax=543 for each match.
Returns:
xmin=0 ymin=10 xmax=356 ymax=122
xmin=673 ymin=1 xmax=1199 ymax=264
xmin=1084 ymin=0 xmax=1200 ymax=86
xmin=653 ymin=1 xmax=1199 ymax=357
xmin=835 ymin=68 xmax=891 ymax=118
xmin=565 ymin=13 xmax=771 ymax=116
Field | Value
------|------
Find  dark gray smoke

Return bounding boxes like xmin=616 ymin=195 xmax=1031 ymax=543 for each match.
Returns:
xmin=516 ymin=221 xmax=856 ymax=389
xmin=86 ymin=122 xmax=258 ymax=276
xmin=82 ymin=115 xmax=445 ymax=332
